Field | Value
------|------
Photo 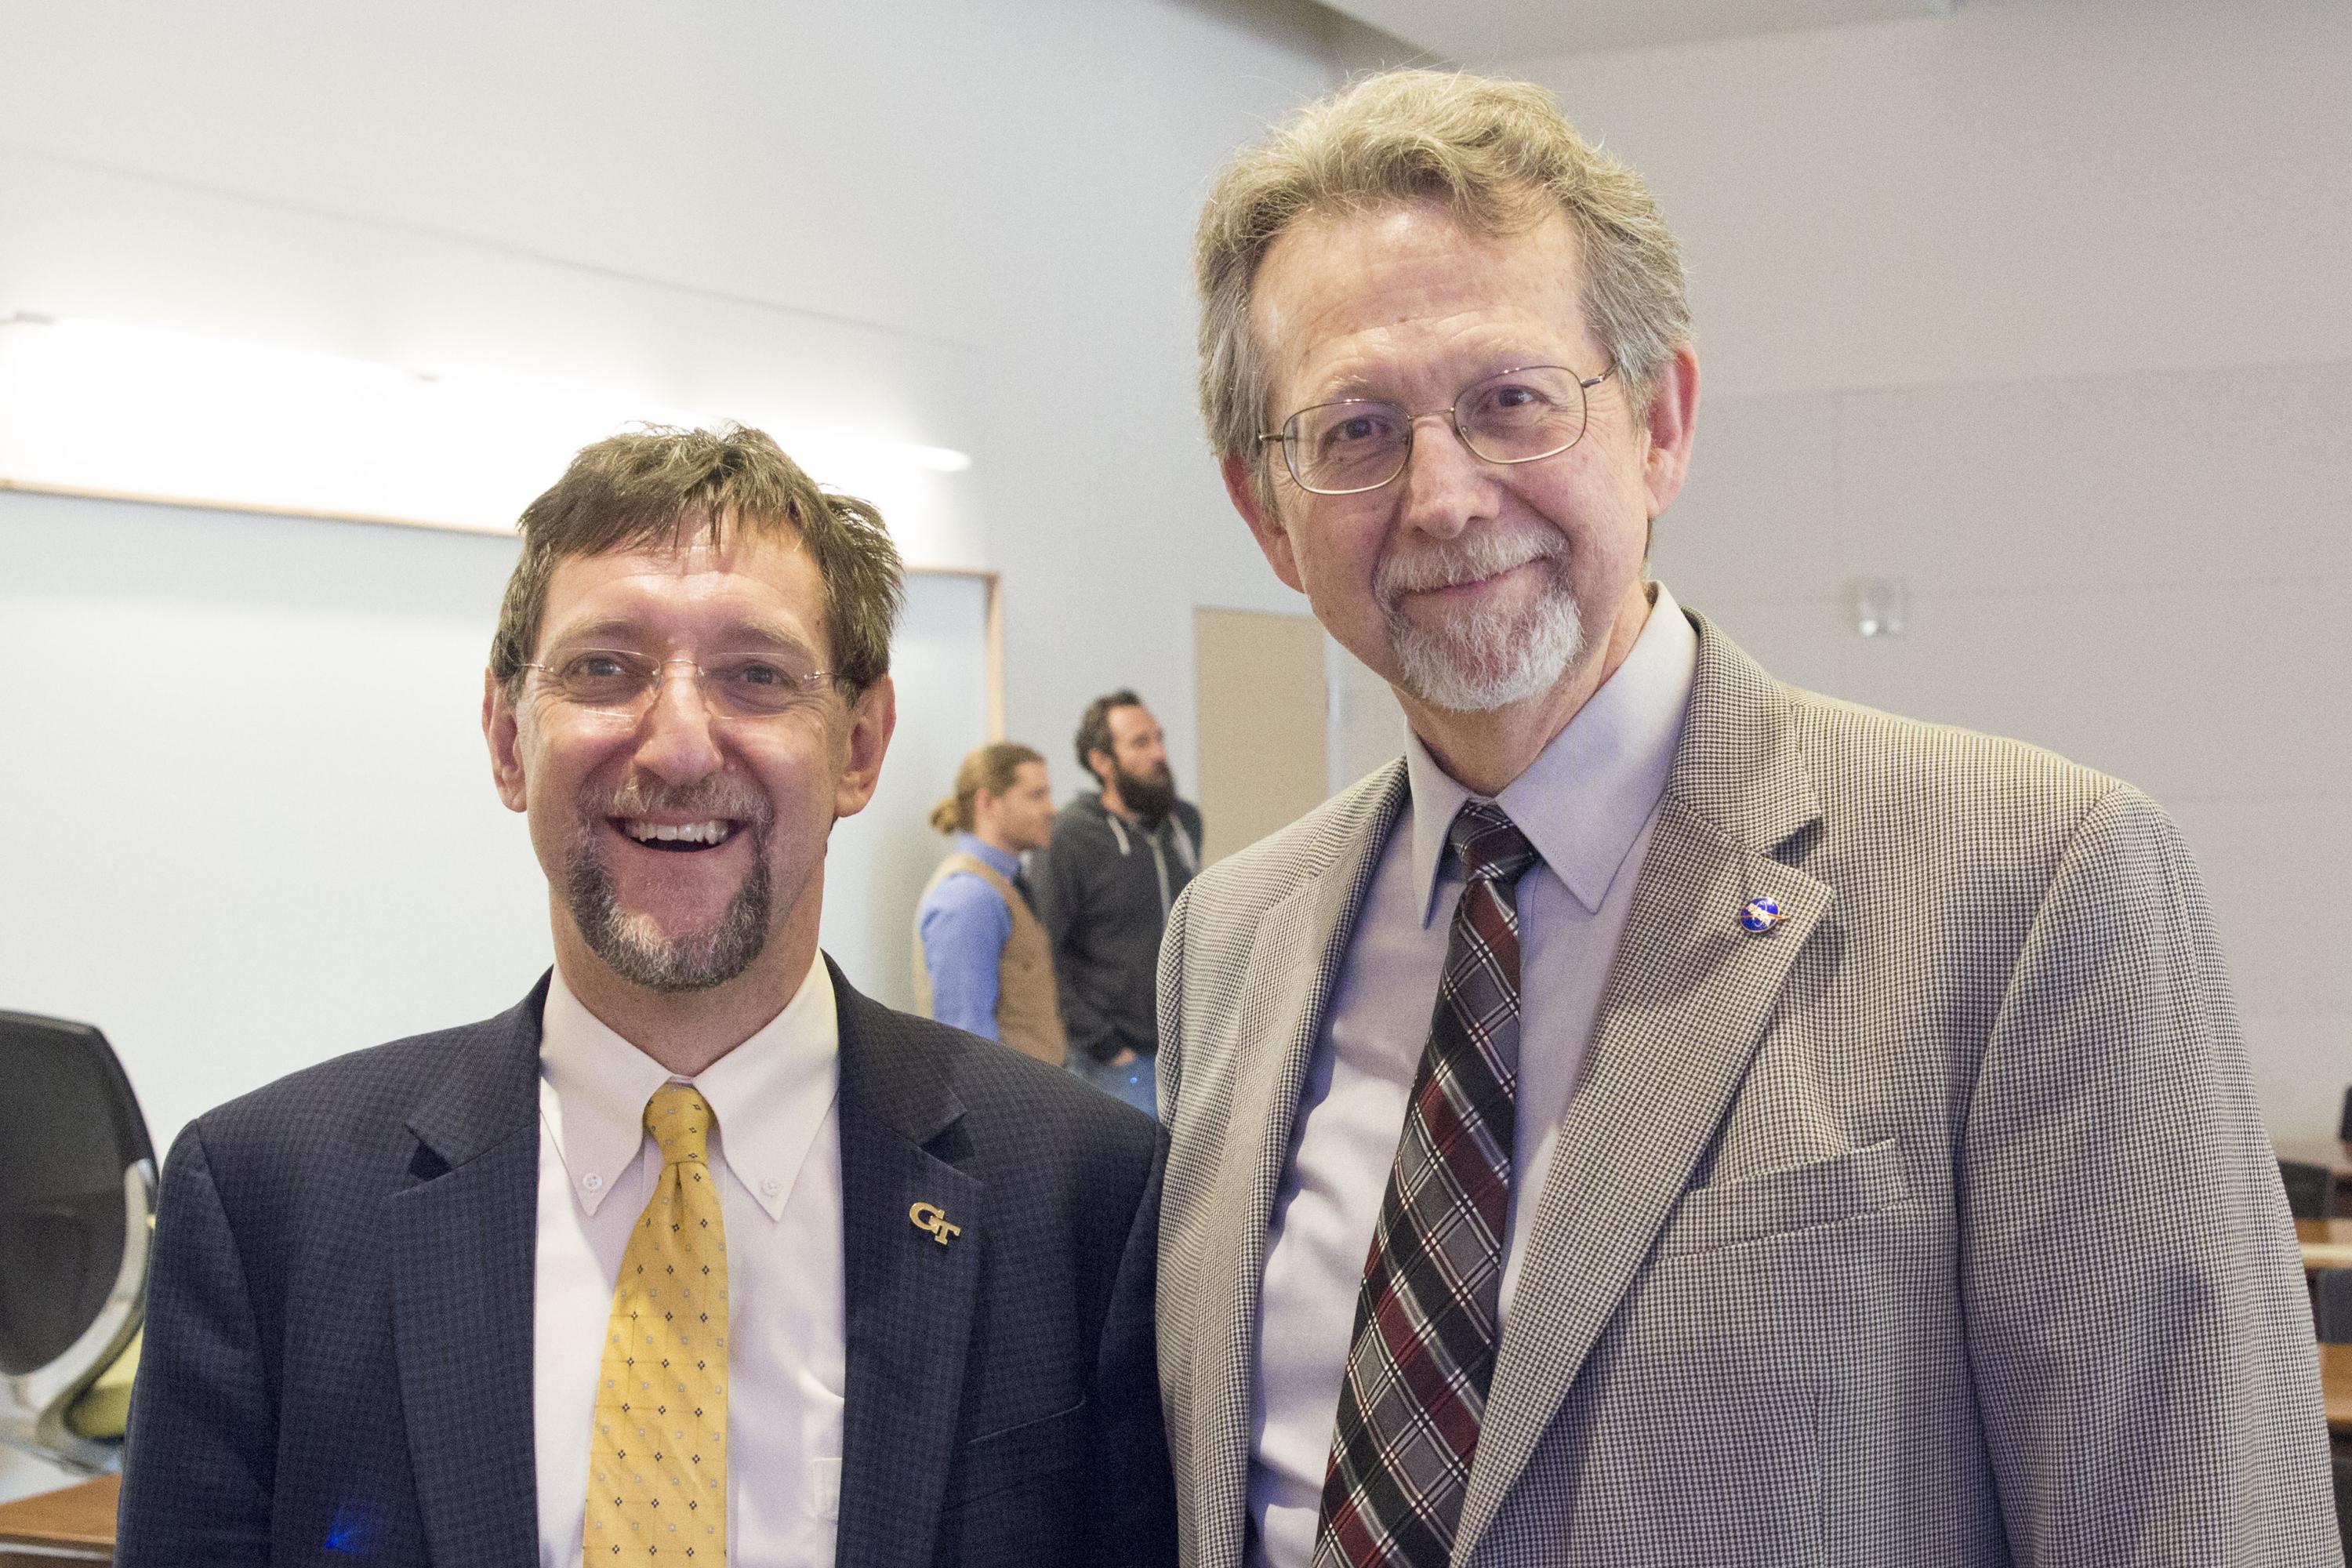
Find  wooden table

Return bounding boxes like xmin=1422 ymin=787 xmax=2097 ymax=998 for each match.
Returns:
xmin=2323 ymin=1341 xmax=2351 ymax=1438
xmin=0 ymin=1472 xmax=114 ymax=1566
xmin=2300 ymin=1218 xmax=2352 ymax=1272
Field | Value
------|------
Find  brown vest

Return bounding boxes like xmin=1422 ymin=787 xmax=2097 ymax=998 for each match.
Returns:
xmin=911 ymin=852 xmax=1068 ymax=1067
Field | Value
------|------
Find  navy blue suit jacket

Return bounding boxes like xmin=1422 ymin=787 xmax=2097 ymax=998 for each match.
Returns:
xmin=115 ymin=960 xmax=1175 ymax=1566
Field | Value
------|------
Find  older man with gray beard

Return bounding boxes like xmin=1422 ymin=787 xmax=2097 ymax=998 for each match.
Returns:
xmin=1151 ymin=69 xmax=2337 ymax=1568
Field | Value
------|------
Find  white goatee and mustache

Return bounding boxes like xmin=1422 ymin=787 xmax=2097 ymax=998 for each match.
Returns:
xmin=1373 ymin=521 xmax=1587 ymax=712
xmin=565 ymin=775 xmax=775 ymax=993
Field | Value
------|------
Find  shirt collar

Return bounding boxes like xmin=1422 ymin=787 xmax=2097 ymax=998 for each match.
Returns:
xmin=951 ymin=831 xmax=1022 ymax=881
xmin=539 ymin=949 xmax=839 ymax=1221
xmin=1403 ymin=581 xmax=1698 ymax=923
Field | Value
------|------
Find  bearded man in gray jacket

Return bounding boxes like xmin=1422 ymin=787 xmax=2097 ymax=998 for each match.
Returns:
xmin=1033 ymin=688 xmax=1203 ymax=1116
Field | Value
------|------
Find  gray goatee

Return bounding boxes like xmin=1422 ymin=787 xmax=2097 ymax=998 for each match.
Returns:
xmin=1375 ymin=525 xmax=1586 ymax=712
xmin=564 ymin=777 xmax=774 ymax=993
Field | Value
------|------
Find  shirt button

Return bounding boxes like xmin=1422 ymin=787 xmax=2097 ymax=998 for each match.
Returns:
xmin=761 ymin=1176 xmax=782 ymax=1196
xmin=582 ymin=1172 xmax=604 ymax=1192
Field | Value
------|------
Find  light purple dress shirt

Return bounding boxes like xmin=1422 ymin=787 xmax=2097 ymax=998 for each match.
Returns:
xmin=1246 ymin=586 xmax=1699 ymax=1568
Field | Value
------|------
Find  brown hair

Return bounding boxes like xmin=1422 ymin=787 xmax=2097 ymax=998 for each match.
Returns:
xmin=930 ymin=742 xmax=1046 ymax=835
xmin=1073 ymin=688 xmax=1145 ymax=784
xmin=1195 ymin=70 xmax=1691 ymax=506
xmin=489 ymin=423 xmax=904 ymax=702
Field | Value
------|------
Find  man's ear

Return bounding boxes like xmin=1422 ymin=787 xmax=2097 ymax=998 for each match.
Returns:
xmin=484 ymin=669 xmax=529 ymax=814
xmin=833 ymin=674 xmax=897 ymax=819
xmin=1221 ymin=454 xmax=1304 ymax=594
xmin=1640 ymin=343 xmax=1701 ymax=520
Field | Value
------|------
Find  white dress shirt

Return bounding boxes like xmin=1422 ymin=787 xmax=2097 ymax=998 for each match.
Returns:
xmin=1247 ymin=586 xmax=1699 ymax=1568
xmin=535 ymin=953 xmax=846 ymax=1568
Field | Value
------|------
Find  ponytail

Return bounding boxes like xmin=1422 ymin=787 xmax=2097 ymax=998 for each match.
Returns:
xmin=935 ymin=741 xmax=1047 ymax=835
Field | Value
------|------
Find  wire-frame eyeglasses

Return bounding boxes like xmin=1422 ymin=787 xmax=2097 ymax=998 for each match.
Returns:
xmin=520 ymin=649 xmax=833 ymax=724
xmin=1260 ymin=362 xmax=1614 ymax=496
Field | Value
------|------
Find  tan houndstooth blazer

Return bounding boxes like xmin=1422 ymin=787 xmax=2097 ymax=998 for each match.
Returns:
xmin=1154 ymin=610 xmax=2341 ymax=1568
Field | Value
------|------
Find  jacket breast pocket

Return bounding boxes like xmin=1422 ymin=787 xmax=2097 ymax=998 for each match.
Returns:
xmin=953 ymin=1393 xmax=1091 ymax=1506
xmin=1650 ymin=1138 xmax=1911 ymax=1259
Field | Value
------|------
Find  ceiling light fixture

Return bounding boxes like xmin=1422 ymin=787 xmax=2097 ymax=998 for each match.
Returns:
xmin=0 ymin=313 xmax=973 ymax=542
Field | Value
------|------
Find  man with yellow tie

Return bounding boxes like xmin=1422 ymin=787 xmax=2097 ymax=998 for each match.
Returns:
xmin=115 ymin=426 xmax=1177 ymax=1567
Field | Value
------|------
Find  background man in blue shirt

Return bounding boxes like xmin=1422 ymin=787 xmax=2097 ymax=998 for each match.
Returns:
xmin=913 ymin=741 xmax=1067 ymax=1063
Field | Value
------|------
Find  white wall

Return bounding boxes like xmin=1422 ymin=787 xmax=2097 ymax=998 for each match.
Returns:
xmin=0 ymin=0 xmax=1345 ymax=741
xmin=1508 ymin=0 xmax=2351 ymax=1141
xmin=0 ymin=495 xmax=544 ymax=1139
xmin=825 ymin=572 xmax=993 ymax=1012
xmin=2 ymin=0 xmax=2338 ymax=1163
xmin=0 ymin=0 xmax=1341 ymax=1130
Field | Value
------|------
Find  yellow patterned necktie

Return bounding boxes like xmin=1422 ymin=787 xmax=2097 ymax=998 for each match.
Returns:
xmin=585 ymin=1083 xmax=729 ymax=1563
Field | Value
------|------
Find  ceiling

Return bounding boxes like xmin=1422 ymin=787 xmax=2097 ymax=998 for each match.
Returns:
xmin=1312 ymin=0 xmax=1991 ymax=63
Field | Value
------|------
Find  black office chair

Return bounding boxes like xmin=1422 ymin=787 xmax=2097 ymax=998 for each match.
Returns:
xmin=2315 ymin=1269 xmax=2352 ymax=1345
xmin=0 ymin=1010 xmax=155 ymax=1472
xmin=2281 ymin=1160 xmax=2337 ymax=1222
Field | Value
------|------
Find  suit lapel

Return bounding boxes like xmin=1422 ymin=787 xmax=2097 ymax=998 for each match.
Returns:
xmin=832 ymin=964 xmax=983 ymax=1568
xmin=1453 ymin=616 xmax=1832 ymax=1561
xmin=390 ymin=982 xmax=547 ymax=1568
xmin=1182 ymin=764 xmax=1405 ymax=1568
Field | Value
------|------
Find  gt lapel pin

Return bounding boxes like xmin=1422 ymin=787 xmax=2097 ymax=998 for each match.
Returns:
xmin=909 ymin=1201 xmax=962 ymax=1245
xmin=1739 ymin=896 xmax=1788 ymax=934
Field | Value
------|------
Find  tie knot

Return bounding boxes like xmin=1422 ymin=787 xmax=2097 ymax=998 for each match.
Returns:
xmin=1449 ymin=800 xmax=1538 ymax=887
xmin=644 ymin=1083 xmax=715 ymax=1167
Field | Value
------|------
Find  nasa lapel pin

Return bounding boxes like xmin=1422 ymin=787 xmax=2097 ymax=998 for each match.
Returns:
xmin=909 ymin=1200 xmax=962 ymax=1246
xmin=1738 ymin=896 xmax=1787 ymax=934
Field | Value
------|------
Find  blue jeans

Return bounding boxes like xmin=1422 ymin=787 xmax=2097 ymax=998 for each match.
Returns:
xmin=1072 ymin=1049 xmax=1159 ymax=1119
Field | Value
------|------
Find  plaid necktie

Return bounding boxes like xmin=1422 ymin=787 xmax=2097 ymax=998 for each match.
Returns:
xmin=585 ymin=1083 xmax=730 ymax=1563
xmin=1312 ymin=800 xmax=1539 ymax=1568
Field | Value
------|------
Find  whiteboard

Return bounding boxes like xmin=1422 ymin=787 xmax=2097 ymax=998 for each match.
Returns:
xmin=0 ymin=489 xmax=989 ymax=1153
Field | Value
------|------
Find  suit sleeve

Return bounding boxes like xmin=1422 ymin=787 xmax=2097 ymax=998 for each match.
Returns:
xmin=1154 ymin=881 xmax=1192 ymax=1123
xmin=115 ymin=1120 xmax=277 ymax=1567
xmin=1959 ymin=784 xmax=2339 ymax=1565
xmin=1086 ymin=1127 xmax=1178 ymax=1566
xmin=1031 ymin=829 xmax=1123 ymax=1063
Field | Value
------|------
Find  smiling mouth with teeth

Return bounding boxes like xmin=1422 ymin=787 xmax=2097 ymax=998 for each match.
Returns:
xmin=617 ymin=818 xmax=739 ymax=852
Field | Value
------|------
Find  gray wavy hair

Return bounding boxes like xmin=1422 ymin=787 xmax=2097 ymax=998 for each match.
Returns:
xmin=1194 ymin=71 xmax=1692 ymax=506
